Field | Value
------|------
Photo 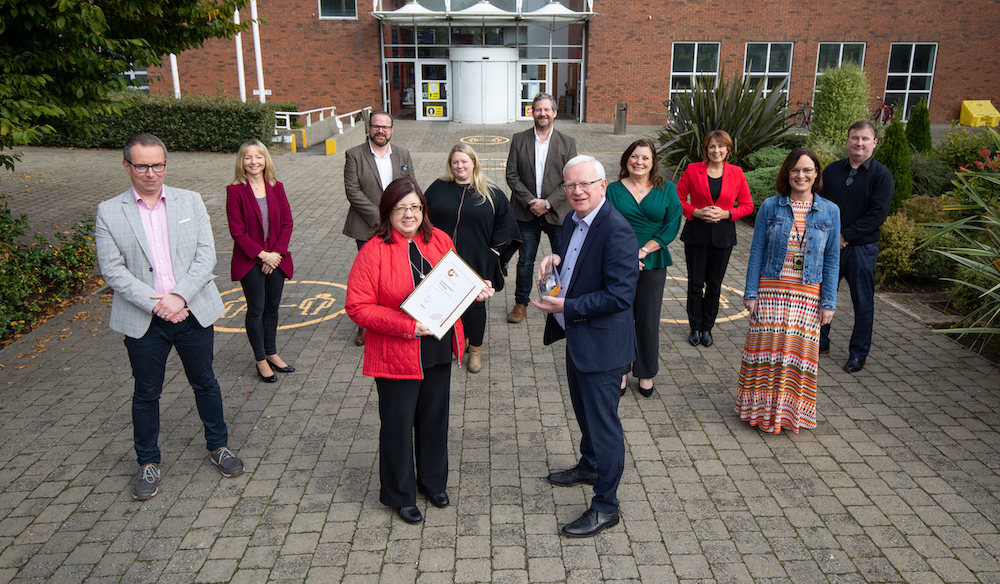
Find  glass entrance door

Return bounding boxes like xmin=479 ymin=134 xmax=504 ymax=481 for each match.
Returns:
xmin=417 ymin=61 xmax=451 ymax=121
xmin=519 ymin=62 xmax=549 ymax=119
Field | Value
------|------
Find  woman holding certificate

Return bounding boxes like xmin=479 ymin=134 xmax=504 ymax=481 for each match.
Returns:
xmin=425 ymin=144 xmax=521 ymax=373
xmin=346 ymin=177 xmax=494 ymax=525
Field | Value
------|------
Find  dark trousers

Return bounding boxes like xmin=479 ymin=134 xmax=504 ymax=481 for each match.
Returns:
xmin=124 ymin=316 xmax=229 ymax=466
xmin=240 ymin=265 xmax=286 ymax=361
xmin=375 ymin=363 xmax=451 ymax=507
xmin=631 ymin=268 xmax=666 ymax=379
xmin=685 ymin=244 xmax=733 ymax=333
xmin=514 ymin=216 xmax=562 ymax=306
xmin=462 ymin=300 xmax=487 ymax=346
xmin=821 ymin=241 xmax=878 ymax=361
xmin=567 ymin=353 xmax=626 ymax=514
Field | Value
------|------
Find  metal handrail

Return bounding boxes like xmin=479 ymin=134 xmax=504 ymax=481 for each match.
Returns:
xmin=274 ymin=106 xmax=337 ymax=132
xmin=335 ymin=107 xmax=373 ymax=135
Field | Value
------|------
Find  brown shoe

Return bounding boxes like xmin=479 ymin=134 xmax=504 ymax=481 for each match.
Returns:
xmin=507 ymin=304 xmax=527 ymax=323
xmin=354 ymin=326 xmax=365 ymax=346
xmin=467 ymin=345 xmax=482 ymax=373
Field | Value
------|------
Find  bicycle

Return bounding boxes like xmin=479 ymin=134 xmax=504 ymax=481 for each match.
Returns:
xmin=662 ymin=98 xmax=680 ymax=127
xmin=871 ymin=96 xmax=894 ymax=127
xmin=793 ymin=100 xmax=812 ymax=129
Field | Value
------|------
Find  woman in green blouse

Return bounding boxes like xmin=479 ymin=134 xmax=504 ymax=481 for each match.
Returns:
xmin=606 ymin=139 xmax=682 ymax=397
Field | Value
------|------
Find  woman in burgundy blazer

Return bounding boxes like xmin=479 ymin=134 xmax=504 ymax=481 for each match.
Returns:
xmin=227 ymin=139 xmax=295 ymax=382
xmin=676 ymin=130 xmax=754 ymax=347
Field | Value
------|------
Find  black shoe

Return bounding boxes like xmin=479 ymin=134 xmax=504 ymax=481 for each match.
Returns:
xmin=354 ymin=327 xmax=365 ymax=346
xmin=256 ymin=364 xmax=277 ymax=383
xmin=819 ymin=346 xmax=830 ymax=355
xmin=395 ymin=505 xmax=422 ymax=524
xmin=427 ymin=492 xmax=449 ymax=508
xmin=688 ymin=331 xmax=701 ymax=346
xmin=637 ymin=381 xmax=654 ymax=398
xmin=561 ymin=508 xmax=620 ymax=538
xmin=547 ymin=466 xmax=598 ymax=487
xmin=266 ymin=358 xmax=295 ymax=373
xmin=844 ymin=357 xmax=865 ymax=373
xmin=700 ymin=330 xmax=713 ymax=347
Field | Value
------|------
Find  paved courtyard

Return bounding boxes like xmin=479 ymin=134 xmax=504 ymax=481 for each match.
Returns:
xmin=1 ymin=120 xmax=999 ymax=583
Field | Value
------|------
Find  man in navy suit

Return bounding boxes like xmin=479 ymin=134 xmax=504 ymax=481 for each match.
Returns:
xmin=532 ymin=155 xmax=639 ymax=537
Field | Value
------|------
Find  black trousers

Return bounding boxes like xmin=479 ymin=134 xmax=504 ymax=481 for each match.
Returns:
xmin=462 ymin=300 xmax=487 ymax=346
xmin=375 ymin=363 xmax=451 ymax=507
xmin=240 ymin=265 xmax=286 ymax=361
xmin=684 ymin=244 xmax=733 ymax=333
xmin=631 ymin=268 xmax=666 ymax=379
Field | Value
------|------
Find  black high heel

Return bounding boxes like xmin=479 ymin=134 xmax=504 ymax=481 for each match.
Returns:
xmin=256 ymin=363 xmax=277 ymax=383
xmin=266 ymin=358 xmax=295 ymax=373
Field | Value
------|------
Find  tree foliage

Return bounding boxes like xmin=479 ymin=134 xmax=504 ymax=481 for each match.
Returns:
xmin=874 ymin=115 xmax=913 ymax=214
xmin=906 ymin=100 xmax=933 ymax=154
xmin=0 ymin=0 xmax=250 ymax=169
xmin=810 ymin=63 xmax=869 ymax=147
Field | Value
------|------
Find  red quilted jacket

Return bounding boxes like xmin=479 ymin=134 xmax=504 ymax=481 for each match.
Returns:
xmin=345 ymin=227 xmax=465 ymax=379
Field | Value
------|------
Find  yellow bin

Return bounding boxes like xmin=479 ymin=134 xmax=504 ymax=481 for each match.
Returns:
xmin=960 ymin=101 xmax=1000 ymax=128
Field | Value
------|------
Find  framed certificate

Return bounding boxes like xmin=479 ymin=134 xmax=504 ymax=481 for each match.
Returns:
xmin=400 ymin=249 xmax=487 ymax=340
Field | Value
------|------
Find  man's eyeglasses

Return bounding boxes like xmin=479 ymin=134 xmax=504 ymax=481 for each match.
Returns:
xmin=126 ymin=161 xmax=167 ymax=174
xmin=370 ymin=125 xmax=393 ymax=132
xmin=391 ymin=204 xmax=423 ymax=215
xmin=846 ymin=167 xmax=858 ymax=186
xmin=562 ymin=179 xmax=602 ymax=192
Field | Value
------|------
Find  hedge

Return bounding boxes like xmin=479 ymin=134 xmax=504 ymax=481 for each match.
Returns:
xmin=39 ymin=95 xmax=277 ymax=153
xmin=745 ymin=165 xmax=780 ymax=219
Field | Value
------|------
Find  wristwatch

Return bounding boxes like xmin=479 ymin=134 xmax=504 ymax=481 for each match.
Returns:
xmin=544 ymin=199 xmax=551 ymax=210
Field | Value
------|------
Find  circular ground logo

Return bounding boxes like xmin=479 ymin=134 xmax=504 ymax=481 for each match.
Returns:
xmin=216 ymin=280 xmax=347 ymax=333
xmin=660 ymin=276 xmax=749 ymax=324
xmin=460 ymin=135 xmax=511 ymax=146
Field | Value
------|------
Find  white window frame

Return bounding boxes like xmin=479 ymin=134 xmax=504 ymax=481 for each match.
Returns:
xmin=883 ymin=42 xmax=937 ymax=121
xmin=743 ymin=42 xmax=793 ymax=97
xmin=669 ymin=42 xmax=720 ymax=101
xmin=318 ymin=0 xmax=358 ymax=20
xmin=813 ymin=42 xmax=865 ymax=96
xmin=122 ymin=67 xmax=149 ymax=92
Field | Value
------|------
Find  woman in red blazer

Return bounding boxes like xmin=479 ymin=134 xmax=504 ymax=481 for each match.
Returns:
xmin=676 ymin=130 xmax=754 ymax=347
xmin=226 ymin=139 xmax=295 ymax=382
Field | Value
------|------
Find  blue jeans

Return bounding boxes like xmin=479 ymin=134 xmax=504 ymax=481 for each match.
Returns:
xmin=820 ymin=241 xmax=877 ymax=361
xmin=124 ymin=316 xmax=229 ymax=465
xmin=514 ymin=217 xmax=562 ymax=306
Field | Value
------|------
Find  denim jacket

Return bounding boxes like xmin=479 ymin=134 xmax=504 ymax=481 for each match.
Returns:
xmin=744 ymin=194 xmax=841 ymax=311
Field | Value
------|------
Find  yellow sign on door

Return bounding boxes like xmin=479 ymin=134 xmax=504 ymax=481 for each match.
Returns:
xmin=428 ymin=82 xmax=440 ymax=100
xmin=425 ymin=105 xmax=444 ymax=117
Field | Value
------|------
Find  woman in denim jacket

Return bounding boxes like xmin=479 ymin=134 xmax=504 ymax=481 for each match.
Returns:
xmin=735 ymin=148 xmax=840 ymax=434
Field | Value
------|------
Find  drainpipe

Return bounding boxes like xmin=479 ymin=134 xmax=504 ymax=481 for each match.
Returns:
xmin=169 ymin=54 xmax=181 ymax=98
xmin=250 ymin=0 xmax=266 ymax=103
xmin=235 ymin=9 xmax=247 ymax=102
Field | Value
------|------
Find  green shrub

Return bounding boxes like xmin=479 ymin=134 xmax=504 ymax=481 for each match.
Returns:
xmin=809 ymin=139 xmax=846 ymax=170
xmin=901 ymin=195 xmax=949 ymax=224
xmin=745 ymin=166 xmax=780 ymax=220
xmin=911 ymin=226 xmax=955 ymax=280
xmin=935 ymin=124 xmax=990 ymax=170
xmin=877 ymin=212 xmax=916 ymax=285
xmin=874 ymin=116 xmax=913 ymax=214
xmin=745 ymin=148 xmax=791 ymax=171
xmin=910 ymin=151 xmax=952 ymax=197
xmin=657 ymin=67 xmax=792 ymax=178
xmin=776 ymin=133 xmax=809 ymax=149
xmin=948 ymin=266 xmax=992 ymax=315
xmin=39 ymin=94 xmax=277 ymax=153
xmin=809 ymin=63 xmax=870 ymax=148
xmin=906 ymin=100 xmax=933 ymax=153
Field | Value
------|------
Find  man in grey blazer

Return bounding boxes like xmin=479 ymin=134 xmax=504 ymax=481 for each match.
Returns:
xmin=342 ymin=110 xmax=414 ymax=345
xmin=95 ymin=133 xmax=244 ymax=502
xmin=506 ymin=93 xmax=577 ymax=323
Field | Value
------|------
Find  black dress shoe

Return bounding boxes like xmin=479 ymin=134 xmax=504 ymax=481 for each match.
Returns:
xmin=819 ymin=346 xmax=830 ymax=355
xmin=354 ymin=327 xmax=365 ymax=346
xmin=561 ymin=508 xmax=620 ymax=538
xmin=427 ymin=492 xmax=449 ymax=508
xmin=700 ymin=330 xmax=713 ymax=347
xmin=256 ymin=364 xmax=277 ymax=383
xmin=547 ymin=466 xmax=598 ymax=487
xmin=844 ymin=357 xmax=865 ymax=373
xmin=395 ymin=505 xmax=422 ymax=524
xmin=688 ymin=331 xmax=701 ymax=346
xmin=266 ymin=359 xmax=295 ymax=373
xmin=637 ymin=381 xmax=654 ymax=398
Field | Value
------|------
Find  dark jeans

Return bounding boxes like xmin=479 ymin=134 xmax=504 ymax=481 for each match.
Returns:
xmin=241 ymin=265 xmax=286 ymax=361
xmin=820 ymin=241 xmax=878 ymax=361
xmin=462 ymin=300 xmax=487 ymax=346
xmin=124 ymin=316 xmax=229 ymax=466
xmin=514 ymin=216 xmax=562 ymax=306
xmin=375 ymin=363 xmax=451 ymax=507
xmin=684 ymin=244 xmax=734 ymax=333
xmin=631 ymin=268 xmax=666 ymax=379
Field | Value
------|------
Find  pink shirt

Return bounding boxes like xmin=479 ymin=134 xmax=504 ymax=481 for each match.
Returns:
xmin=134 ymin=187 xmax=177 ymax=296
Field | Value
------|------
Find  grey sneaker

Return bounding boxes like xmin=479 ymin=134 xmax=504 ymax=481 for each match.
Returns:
xmin=210 ymin=447 xmax=244 ymax=478
xmin=133 ymin=463 xmax=159 ymax=500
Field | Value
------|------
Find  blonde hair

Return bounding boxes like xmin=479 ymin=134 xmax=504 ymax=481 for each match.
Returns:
xmin=442 ymin=143 xmax=495 ymax=209
xmin=233 ymin=139 xmax=276 ymax=186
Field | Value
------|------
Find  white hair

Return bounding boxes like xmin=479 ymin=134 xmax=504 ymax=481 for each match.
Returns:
xmin=564 ymin=155 xmax=606 ymax=180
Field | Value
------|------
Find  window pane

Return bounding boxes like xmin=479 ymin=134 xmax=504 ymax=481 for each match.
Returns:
xmin=422 ymin=64 xmax=447 ymax=80
xmin=320 ymin=0 xmax=356 ymax=17
xmin=888 ymin=45 xmax=911 ymax=73
xmin=909 ymin=76 xmax=931 ymax=91
xmin=451 ymin=27 xmax=479 ymax=45
xmin=523 ymin=46 xmax=548 ymax=59
xmin=766 ymin=76 xmax=787 ymax=91
xmin=417 ymin=47 xmax=447 ymax=58
xmin=389 ymin=46 xmax=417 ymax=58
xmin=770 ymin=44 xmax=792 ymax=73
xmin=886 ymin=75 xmax=908 ymax=91
xmin=884 ymin=93 xmax=906 ymax=109
xmin=695 ymin=74 xmax=716 ymax=88
xmin=416 ymin=27 xmax=447 ymax=44
xmin=817 ymin=44 xmax=840 ymax=70
xmin=696 ymin=44 xmax=719 ymax=72
xmin=524 ymin=23 xmax=549 ymax=45
xmin=396 ymin=26 xmax=415 ymax=44
xmin=671 ymin=76 xmax=692 ymax=90
xmin=673 ymin=44 xmax=695 ymax=73
xmin=522 ymin=64 xmax=546 ymax=80
xmin=842 ymin=44 xmax=864 ymax=65
xmin=912 ymin=44 xmax=936 ymax=73
xmin=746 ymin=44 xmax=767 ymax=73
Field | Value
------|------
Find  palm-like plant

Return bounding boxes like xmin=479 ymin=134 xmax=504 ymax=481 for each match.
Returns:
xmin=656 ymin=67 xmax=794 ymax=180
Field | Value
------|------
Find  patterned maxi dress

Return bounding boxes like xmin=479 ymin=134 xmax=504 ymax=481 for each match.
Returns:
xmin=735 ymin=200 xmax=820 ymax=434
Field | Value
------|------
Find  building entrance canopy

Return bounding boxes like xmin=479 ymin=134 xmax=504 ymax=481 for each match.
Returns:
xmin=372 ymin=0 xmax=595 ymax=25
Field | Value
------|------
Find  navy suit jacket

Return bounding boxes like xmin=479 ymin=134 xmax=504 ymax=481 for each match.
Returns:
xmin=542 ymin=200 xmax=639 ymax=373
